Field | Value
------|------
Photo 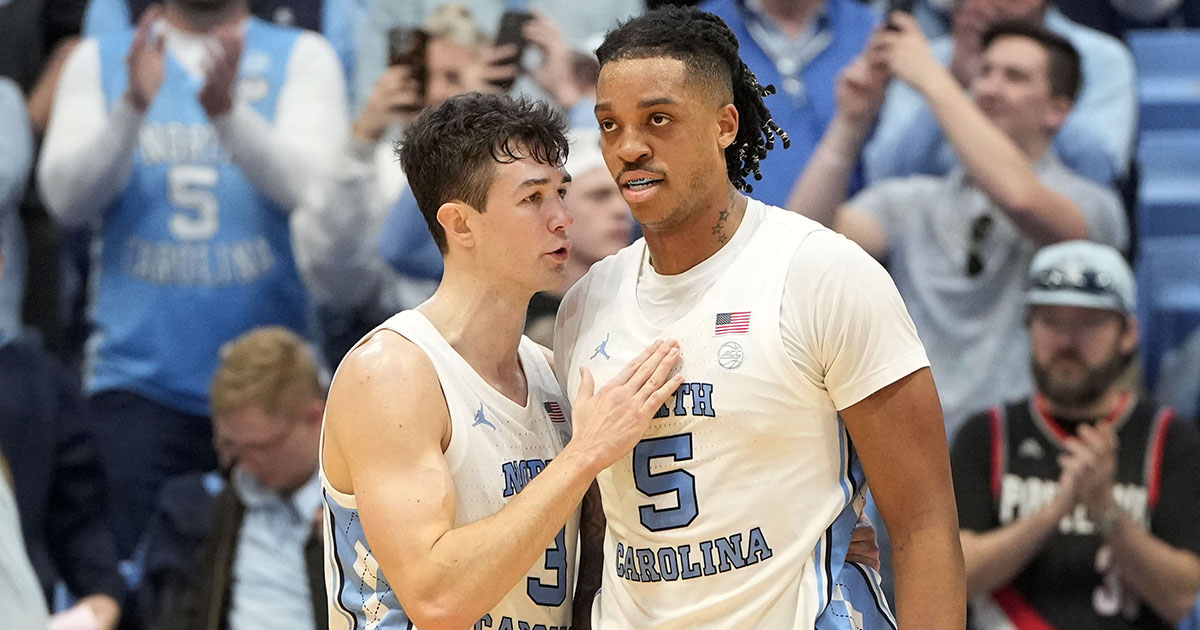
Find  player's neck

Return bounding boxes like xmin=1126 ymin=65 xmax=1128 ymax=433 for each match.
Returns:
xmin=163 ymin=0 xmax=248 ymax=34
xmin=643 ymin=187 xmax=747 ymax=276
xmin=418 ymin=273 xmax=532 ymax=400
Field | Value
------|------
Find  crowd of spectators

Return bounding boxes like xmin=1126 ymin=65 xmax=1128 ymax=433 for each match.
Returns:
xmin=0 ymin=0 xmax=1197 ymax=628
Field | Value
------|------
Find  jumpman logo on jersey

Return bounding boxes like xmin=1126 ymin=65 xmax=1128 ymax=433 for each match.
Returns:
xmin=472 ymin=403 xmax=496 ymax=430
xmin=591 ymin=333 xmax=611 ymax=360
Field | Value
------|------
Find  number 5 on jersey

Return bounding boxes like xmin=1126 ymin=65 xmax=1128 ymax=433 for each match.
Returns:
xmin=634 ymin=434 xmax=699 ymax=531
xmin=168 ymin=165 xmax=220 ymax=241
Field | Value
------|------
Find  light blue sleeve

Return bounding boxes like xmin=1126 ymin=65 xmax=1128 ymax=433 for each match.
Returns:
xmin=378 ymin=188 xmax=444 ymax=281
xmin=82 ymin=0 xmax=133 ymax=37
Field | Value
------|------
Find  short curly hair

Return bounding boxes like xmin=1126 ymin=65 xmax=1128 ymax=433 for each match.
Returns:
xmin=398 ymin=93 xmax=569 ymax=252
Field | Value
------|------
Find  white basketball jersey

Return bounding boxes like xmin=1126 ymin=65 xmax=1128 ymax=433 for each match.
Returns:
xmin=559 ymin=202 xmax=869 ymax=629
xmin=322 ymin=310 xmax=578 ymax=630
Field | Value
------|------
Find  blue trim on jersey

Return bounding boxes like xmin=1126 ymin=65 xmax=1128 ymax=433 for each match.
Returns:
xmin=836 ymin=417 xmax=854 ymax=504
xmin=87 ymin=18 xmax=310 ymax=414
xmin=850 ymin=562 xmax=898 ymax=630
xmin=812 ymin=531 xmax=825 ymax=611
xmin=813 ymin=417 xmax=873 ymax=625
xmin=324 ymin=495 xmax=358 ymax=630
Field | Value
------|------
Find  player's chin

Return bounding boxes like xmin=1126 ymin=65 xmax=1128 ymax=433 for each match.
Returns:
xmin=532 ymin=264 xmax=570 ymax=293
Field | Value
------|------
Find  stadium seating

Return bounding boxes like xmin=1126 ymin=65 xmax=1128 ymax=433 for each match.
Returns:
xmin=1135 ymin=130 xmax=1200 ymax=238
xmin=1127 ymin=29 xmax=1200 ymax=131
xmin=1135 ymin=236 xmax=1200 ymax=387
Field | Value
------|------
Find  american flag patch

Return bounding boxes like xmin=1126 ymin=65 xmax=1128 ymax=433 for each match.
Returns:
xmin=714 ymin=311 xmax=751 ymax=335
xmin=543 ymin=401 xmax=566 ymax=423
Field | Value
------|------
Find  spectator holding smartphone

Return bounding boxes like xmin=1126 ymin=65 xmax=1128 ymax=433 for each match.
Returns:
xmin=351 ymin=0 xmax=642 ymax=115
xmin=297 ymin=3 xmax=500 ymax=362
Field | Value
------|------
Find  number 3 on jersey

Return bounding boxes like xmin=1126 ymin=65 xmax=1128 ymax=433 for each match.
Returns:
xmin=633 ymin=434 xmax=698 ymax=531
xmin=527 ymin=527 xmax=567 ymax=606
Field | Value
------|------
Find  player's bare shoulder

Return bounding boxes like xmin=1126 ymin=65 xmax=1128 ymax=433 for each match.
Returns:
xmin=325 ymin=327 xmax=452 ymax=461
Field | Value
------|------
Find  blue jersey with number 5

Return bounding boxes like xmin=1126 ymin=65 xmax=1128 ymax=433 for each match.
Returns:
xmin=89 ymin=18 xmax=308 ymax=415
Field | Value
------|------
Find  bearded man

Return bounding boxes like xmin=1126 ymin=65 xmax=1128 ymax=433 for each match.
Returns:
xmin=949 ymin=240 xmax=1200 ymax=630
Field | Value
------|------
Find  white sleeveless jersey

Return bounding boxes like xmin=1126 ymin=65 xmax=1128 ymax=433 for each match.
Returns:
xmin=557 ymin=202 xmax=888 ymax=629
xmin=321 ymin=310 xmax=578 ymax=630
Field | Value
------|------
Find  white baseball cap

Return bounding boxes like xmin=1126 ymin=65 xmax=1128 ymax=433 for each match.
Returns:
xmin=1026 ymin=240 xmax=1135 ymax=314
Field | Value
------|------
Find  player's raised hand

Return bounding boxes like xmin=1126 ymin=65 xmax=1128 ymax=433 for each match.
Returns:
xmin=567 ymin=339 xmax=684 ymax=474
xmin=199 ymin=24 xmax=244 ymax=118
xmin=125 ymin=4 xmax=165 ymax=112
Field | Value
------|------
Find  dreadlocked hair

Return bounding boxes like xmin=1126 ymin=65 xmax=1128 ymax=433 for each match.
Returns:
xmin=595 ymin=5 xmax=789 ymax=193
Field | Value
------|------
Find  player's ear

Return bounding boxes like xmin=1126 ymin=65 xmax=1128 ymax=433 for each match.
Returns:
xmin=716 ymin=102 xmax=739 ymax=150
xmin=437 ymin=201 xmax=477 ymax=250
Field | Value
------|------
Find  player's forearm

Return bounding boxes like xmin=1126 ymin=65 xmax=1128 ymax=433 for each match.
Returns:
xmin=404 ymin=448 xmax=597 ymax=630
xmin=1109 ymin=514 xmax=1200 ymax=624
xmin=960 ymin=500 xmax=1063 ymax=599
xmin=891 ymin=520 xmax=967 ymax=628
xmin=786 ymin=113 xmax=867 ymax=228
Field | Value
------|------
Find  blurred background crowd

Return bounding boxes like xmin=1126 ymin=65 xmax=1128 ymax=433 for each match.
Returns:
xmin=0 ymin=0 xmax=1198 ymax=628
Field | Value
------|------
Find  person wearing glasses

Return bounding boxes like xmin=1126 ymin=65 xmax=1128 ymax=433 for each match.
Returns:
xmin=164 ymin=326 xmax=330 ymax=630
xmin=789 ymin=15 xmax=1126 ymax=438
xmin=949 ymin=240 xmax=1200 ymax=629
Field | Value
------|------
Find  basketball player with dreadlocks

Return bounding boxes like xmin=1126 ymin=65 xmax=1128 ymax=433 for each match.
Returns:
xmin=554 ymin=6 xmax=966 ymax=628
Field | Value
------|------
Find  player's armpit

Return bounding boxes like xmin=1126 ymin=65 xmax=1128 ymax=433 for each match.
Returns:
xmin=841 ymin=367 xmax=966 ymax=629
